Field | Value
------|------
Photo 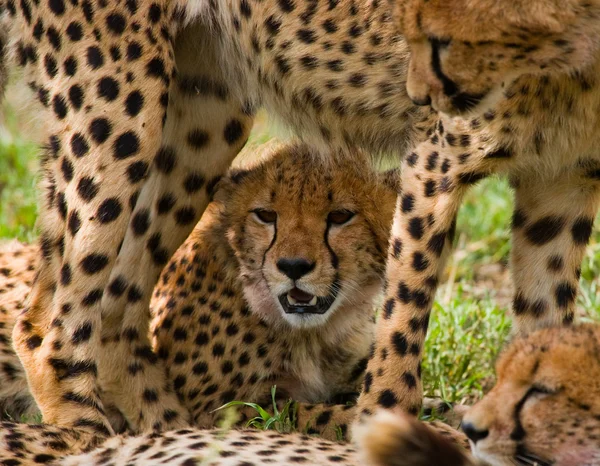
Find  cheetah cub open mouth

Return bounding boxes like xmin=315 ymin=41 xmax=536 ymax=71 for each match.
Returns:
xmin=279 ymin=285 xmax=339 ymax=315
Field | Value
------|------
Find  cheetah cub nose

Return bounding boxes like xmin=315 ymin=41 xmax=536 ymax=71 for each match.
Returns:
xmin=276 ymin=258 xmax=315 ymax=280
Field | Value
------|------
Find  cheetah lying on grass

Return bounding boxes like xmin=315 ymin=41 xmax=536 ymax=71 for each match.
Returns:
xmin=0 ymin=142 xmax=400 ymax=440
xmin=1 ymin=323 xmax=598 ymax=465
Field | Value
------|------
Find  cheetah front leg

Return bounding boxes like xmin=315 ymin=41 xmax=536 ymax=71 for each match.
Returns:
xmin=510 ymin=166 xmax=600 ymax=333
xmin=354 ymin=120 xmax=512 ymax=421
xmin=97 ymin=22 xmax=254 ymax=432
xmin=11 ymin=3 xmax=180 ymax=436
xmin=295 ymin=403 xmax=357 ymax=441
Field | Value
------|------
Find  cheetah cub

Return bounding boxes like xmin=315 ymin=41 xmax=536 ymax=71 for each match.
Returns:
xmin=150 ymin=141 xmax=399 ymax=439
xmin=0 ymin=142 xmax=399 ymax=439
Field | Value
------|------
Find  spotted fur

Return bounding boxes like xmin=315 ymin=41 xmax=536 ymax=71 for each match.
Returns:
xmin=0 ymin=241 xmax=39 ymax=422
xmin=0 ymin=413 xmax=469 ymax=466
xmin=150 ymin=142 xmax=398 ymax=440
xmin=1 ymin=0 xmax=426 ymax=435
xmin=3 ymin=0 xmax=599 ymax=437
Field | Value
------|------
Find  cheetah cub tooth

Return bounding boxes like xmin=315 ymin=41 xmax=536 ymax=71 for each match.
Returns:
xmin=286 ymin=293 xmax=318 ymax=306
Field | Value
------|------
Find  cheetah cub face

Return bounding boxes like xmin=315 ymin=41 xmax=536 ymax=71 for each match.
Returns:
xmin=462 ymin=324 xmax=600 ymax=466
xmin=393 ymin=0 xmax=600 ymax=115
xmin=218 ymin=143 xmax=398 ymax=329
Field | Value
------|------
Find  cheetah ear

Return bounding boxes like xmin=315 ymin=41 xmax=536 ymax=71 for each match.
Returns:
xmin=228 ymin=168 xmax=252 ymax=185
xmin=212 ymin=168 xmax=252 ymax=204
xmin=380 ymin=168 xmax=402 ymax=193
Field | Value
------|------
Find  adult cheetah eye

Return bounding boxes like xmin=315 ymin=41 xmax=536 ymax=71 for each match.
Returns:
xmin=252 ymin=209 xmax=277 ymax=224
xmin=327 ymin=210 xmax=355 ymax=225
xmin=523 ymin=384 xmax=559 ymax=403
xmin=528 ymin=384 xmax=557 ymax=396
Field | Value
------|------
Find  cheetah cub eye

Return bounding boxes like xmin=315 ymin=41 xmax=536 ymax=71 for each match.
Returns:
xmin=252 ymin=208 xmax=277 ymax=224
xmin=327 ymin=210 xmax=355 ymax=225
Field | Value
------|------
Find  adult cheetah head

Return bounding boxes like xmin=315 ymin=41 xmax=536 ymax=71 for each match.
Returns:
xmin=393 ymin=0 xmax=600 ymax=116
xmin=462 ymin=324 xmax=600 ymax=466
xmin=217 ymin=142 xmax=398 ymax=329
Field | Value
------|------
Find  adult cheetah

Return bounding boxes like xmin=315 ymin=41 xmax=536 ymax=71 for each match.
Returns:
xmin=354 ymin=0 xmax=600 ymax=423
xmin=0 ymin=142 xmax=400 ymax=440
xmin=3 ymin=0 xmax=600 ymax=437
xmin=1 ymin=0 xmax=429 ymax=435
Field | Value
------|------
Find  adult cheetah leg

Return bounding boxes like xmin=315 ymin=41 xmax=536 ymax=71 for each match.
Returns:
xmin=10 ymin=2 xmax=180 ymax=436
xmin=295 ymin=403 xmax=356 ymax=441
xmin=297 ymin=403 xmax=467 ymax=444
xmin=354 ymin=119 xmax=512 ymax=421
xmin=97 ymin=22 xmax=254 ymax=432
xmin=510 ymin=167 xmax=600 ymax=333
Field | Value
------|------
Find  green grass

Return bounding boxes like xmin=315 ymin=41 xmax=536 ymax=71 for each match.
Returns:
xmin=0 ymin=100 xmax=39 ymax=242
xmin=218 ymin=386 xmax=298 ymax=434
xmin=2 ymin=96 xmax=599 ymax=414
xmin=423 ymin=289 xmax=511 ymax=404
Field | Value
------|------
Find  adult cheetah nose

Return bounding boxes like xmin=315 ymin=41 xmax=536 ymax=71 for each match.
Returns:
xmin=277 ymin=258 xmax=316 ymax=280
xmin=461 ymin=421 xmax=489 ymax=444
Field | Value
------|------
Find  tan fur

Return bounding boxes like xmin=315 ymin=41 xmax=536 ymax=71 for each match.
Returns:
xmin=356 ymin=410 xmax=472 ymax=466
xmin=359 ymin=324 xmax=600 ymax=466
xmin=1 ymin=0 xmax=424 ymax=434
xmin=0 ymin=241 xmax=38 ymax=422
xmin=396 ymin=0 xmax=600 ymax=115
xmin=151 ymin=142 xmax=398 ymax=440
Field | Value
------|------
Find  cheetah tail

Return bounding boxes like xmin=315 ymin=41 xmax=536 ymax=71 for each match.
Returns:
xmin=354 ymin=410 xmax=476 ymax=466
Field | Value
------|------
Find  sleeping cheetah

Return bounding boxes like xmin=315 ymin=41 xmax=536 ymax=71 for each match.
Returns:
xmin=3 ymin=0 xmax=600 ymax=436
xmin=0 ymin=142 xmax=400 ymax=439
xmin=364 ymin=323 xmax=600 ymax=466
xmin=1 ymin=324 xmax=597 ymax=466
